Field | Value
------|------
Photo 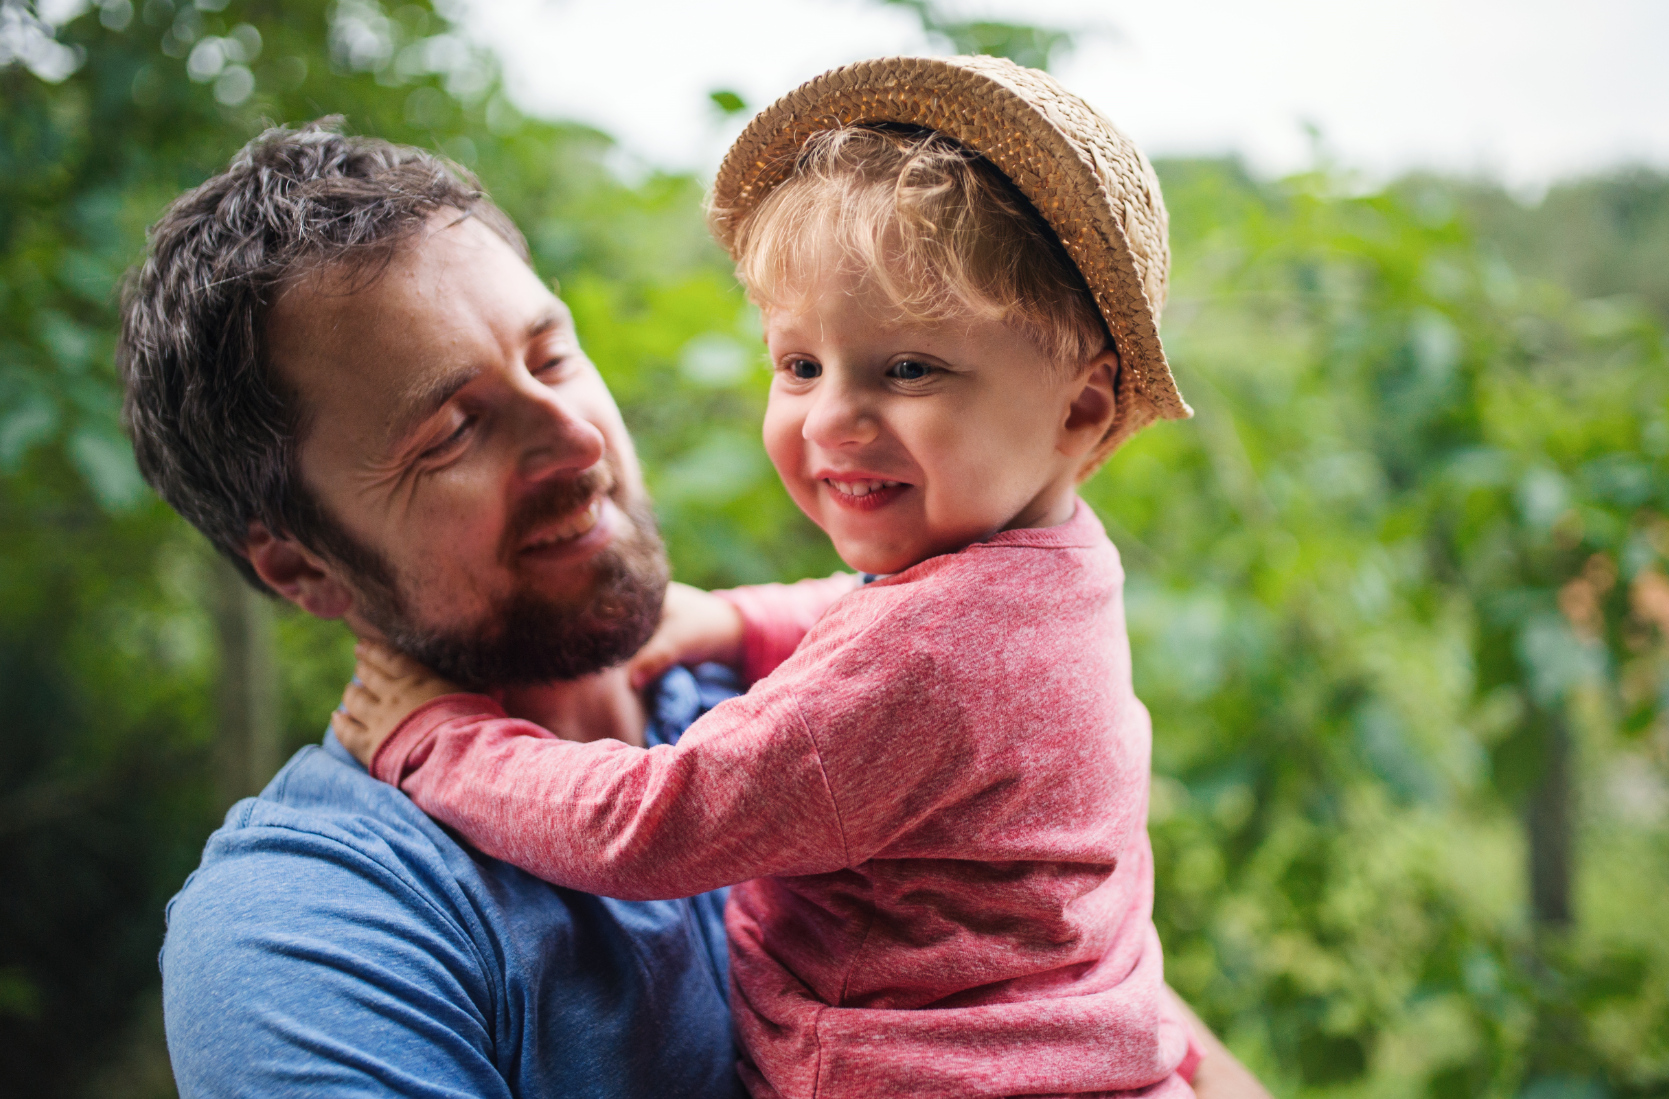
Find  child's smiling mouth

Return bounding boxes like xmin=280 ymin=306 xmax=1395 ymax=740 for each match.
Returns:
xmin=822 ymin=477 xmax=908 ymax=510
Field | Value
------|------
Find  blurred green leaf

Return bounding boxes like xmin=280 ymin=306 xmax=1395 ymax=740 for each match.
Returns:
xmin=879 ymin=0 xmax=1076 ymax=69
xmin=708 ymin=88 xmax=746 ymax=115
xmin=0 ymin=390 xmax=58 ymax=471
xmin=67 ymin=425 xmax=146 ymax=510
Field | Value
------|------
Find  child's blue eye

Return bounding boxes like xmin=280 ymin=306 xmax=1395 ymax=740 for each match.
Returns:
xmin=788 ymin=358 xmax=821 ymax=379
xmin=889 ymin=360 xmax=932 ymax=381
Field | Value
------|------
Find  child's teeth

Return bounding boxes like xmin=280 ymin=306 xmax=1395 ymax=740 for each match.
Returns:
xmin=831 ymin=479 xmax=899 ymax=497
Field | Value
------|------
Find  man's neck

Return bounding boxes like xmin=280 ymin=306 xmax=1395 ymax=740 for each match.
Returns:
xmin=496 ymin=666 xmax=648 ymax=749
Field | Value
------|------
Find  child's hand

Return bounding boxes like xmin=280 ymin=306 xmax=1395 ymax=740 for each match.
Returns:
xmin=626 ymin=581 xmax=745 ymax=689
xmin=331 ymin=640 xmax=462 ymax=767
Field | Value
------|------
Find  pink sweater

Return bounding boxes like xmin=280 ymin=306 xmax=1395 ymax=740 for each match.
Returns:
xmin=372 ymin=501 xmax=1197 ymax=1098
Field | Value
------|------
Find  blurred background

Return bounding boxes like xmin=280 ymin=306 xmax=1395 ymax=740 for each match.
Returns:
xmin=2 ymin=0 xmax=1666 ymax=1095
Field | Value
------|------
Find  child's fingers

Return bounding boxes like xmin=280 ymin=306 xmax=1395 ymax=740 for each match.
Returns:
xmin=340 ymin=678 xmax=380 ymax=717
xmin=356 ymin=639 xmax=434 ymax=684
xmin=329 ymin=708 xmax=372 ymax=760
xmin=626 ymin=644 xmax=675 ymax=690
xmin=329 ymin=706 xmax=363 ymax=738
xmin=355 ymin=640 xmax=458 ymax=697
xmin=352 ymin=655 xmax=397 ymax=696
xmin=355 ymin=638 xmax=417 ymax=680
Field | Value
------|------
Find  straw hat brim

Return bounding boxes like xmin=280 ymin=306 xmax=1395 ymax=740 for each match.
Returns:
xmin=710 ymin=54 xmax=1192 ymax=469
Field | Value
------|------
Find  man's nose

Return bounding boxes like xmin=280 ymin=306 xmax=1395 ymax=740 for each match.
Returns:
xmin=512 ymin=381 xmax=606 ymax=482
xmin=801 ymin=376 xmax=878 ymax=449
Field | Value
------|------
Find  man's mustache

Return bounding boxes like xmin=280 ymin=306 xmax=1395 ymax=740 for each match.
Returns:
xmin=499 ymin=462 xmax=619 ymax=562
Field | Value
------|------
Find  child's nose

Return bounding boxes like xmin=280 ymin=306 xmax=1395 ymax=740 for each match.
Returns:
xmin=802 ymin=381 xmax=878 ymax=448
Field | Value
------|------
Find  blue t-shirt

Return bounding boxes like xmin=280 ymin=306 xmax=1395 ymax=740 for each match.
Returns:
xmin=162 ymin=665 xmax=746 ymax=1098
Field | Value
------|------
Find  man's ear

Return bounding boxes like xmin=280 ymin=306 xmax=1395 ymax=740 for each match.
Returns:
xmin=1060 ymin=350 xmax=1119 ymax=458
xmin=244 ymin=522 xmax=355 ymax=620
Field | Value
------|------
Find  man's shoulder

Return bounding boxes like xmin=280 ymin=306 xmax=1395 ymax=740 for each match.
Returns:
xmin=208 ymin=739 xmax=455 ymax=861
xmin=165 ymin=739 xmax=501 ymax=994
xmin=160 ymin=740 xmax=509 ymax=1095
xmin=163 ymin=715 xmax=741 ymax=1098
xmin=192 ymin=659 xmax=743 ymax=892
xmin=178 ymin=740 xmax=473 ymax=914
xmin=168 ymin=662 xmax=746 ymax=963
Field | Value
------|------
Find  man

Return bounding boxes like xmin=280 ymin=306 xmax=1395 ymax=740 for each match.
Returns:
xmin=122 ymin=121 xmax=1268 ymax=1097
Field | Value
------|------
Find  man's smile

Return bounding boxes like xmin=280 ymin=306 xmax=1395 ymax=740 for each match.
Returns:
xmin=501 ymin=459 xmax=622 ymax=566
xmin=518 ymin=495 xmax=616 ymax=563
xmin=521 ymin=495 xmax=604 ymax=551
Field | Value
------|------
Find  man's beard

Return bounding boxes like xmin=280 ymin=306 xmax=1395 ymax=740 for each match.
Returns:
xmin=326 ymin=467 xmax=670 ymax=691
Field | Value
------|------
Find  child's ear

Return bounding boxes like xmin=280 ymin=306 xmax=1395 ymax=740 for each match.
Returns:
xmin=1060 ymin=350 xmax=1119 ymax=458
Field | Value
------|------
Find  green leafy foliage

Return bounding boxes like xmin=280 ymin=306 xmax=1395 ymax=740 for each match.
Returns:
xmin=879 ymin=0 xmax=1077 ymax=70
xmin=708 ymin=87 xmax=747 ymax=115
xmin=1097 ymin=160 xmax=1669 ymax=1097
xmin=2 ymin=2 xmax=1666 ymax=1096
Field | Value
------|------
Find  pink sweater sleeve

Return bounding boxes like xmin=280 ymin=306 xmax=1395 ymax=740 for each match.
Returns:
xmin=715 ymin=573 xmax=861 ymax=683
xmin=369 ymin=685 xmax=851 ymax=901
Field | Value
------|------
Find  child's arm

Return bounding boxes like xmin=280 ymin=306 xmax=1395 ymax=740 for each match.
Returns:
xmin=625 ymin=574 xmax=861 ymax=688
xmin=341 ymin=640 xmax=850 ymax=901
xmin=713 ymin=572 xmax=862 ymax=683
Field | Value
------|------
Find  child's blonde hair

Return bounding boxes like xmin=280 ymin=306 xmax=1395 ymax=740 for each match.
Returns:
xmin=716 ymin=125 xmax=1111 ymax=373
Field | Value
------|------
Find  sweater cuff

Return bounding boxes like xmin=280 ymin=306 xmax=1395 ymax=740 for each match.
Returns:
xmin=714 ymin=587 xmax=795 ymax=685
xmin=1177 ymin=1031 xmax=1203 ymax=1085
xmin=715 ymin=573 xmax=861 ymax=684
xmin=368 ymin=693 xmax=506 ymax=785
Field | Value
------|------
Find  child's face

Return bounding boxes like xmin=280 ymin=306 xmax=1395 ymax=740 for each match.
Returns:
xmin=761 ymin=264 xmax=1103 ymax=575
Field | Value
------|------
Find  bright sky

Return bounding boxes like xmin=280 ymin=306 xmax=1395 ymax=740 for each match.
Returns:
xmin=461 ymin=0 xmax=1669 ymax=191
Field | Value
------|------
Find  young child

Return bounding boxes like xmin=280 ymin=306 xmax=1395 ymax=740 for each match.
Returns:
xmin=337 ymin=56 xmax=1197 ymax=1099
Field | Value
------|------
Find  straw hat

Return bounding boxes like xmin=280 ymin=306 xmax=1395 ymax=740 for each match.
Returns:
xmin=710 ymin=54 xmax=1192 ymax=467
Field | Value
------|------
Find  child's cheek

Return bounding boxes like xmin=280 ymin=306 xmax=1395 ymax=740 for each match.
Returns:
xmin=761 ymin=393 xmax=818 ymax=518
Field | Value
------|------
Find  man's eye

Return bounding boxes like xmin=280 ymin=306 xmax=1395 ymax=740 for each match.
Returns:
xmin=786 ymin=358 xmax=821 ymax=380
xmin=421 ymin=417 xmax=473 ymax=458
xmin=889 ymin=360 xmax=933 ymax=381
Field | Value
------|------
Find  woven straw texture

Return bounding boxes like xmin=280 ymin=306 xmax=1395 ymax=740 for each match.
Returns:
xmin=711 ymin=54 xmax=1192 ymax=467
